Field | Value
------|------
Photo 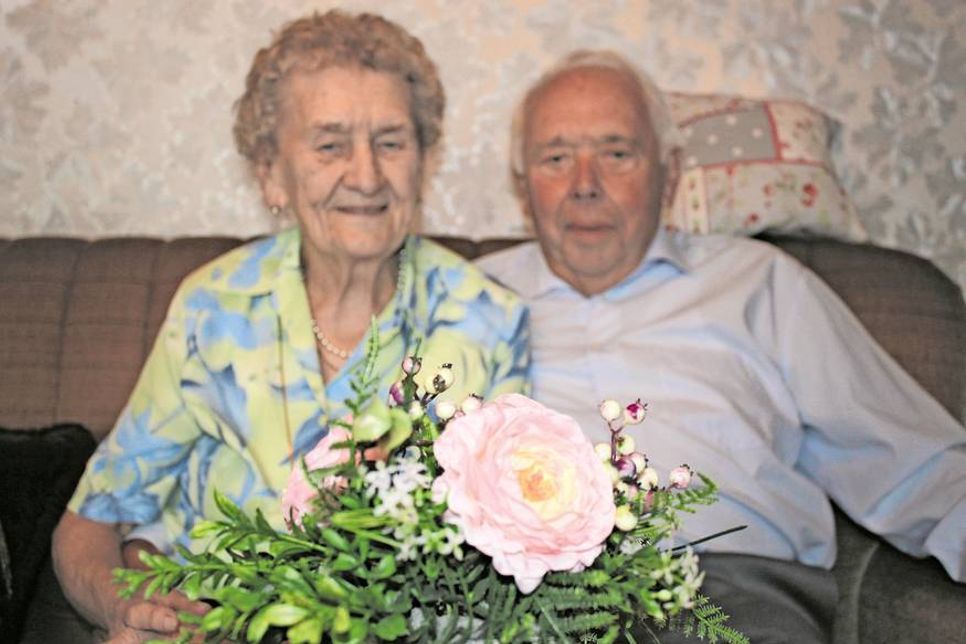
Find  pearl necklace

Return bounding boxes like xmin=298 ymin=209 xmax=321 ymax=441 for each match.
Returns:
xmin=308 ymin=239 xmax=411 ymax=363
xmin=310 ymin=319 xmax=350 ymax=360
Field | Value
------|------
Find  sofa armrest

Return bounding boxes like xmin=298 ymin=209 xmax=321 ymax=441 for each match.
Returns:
xmin=857 ymin=537 xmax=966 ymax=643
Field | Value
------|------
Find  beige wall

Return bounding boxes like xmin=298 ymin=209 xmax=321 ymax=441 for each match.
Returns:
xmin=2 ymin=0 xmax=964 ymax=291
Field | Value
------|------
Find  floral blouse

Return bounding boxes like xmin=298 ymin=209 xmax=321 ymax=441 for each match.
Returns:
xmin=68 ymin=228 xmax=530 ymax=552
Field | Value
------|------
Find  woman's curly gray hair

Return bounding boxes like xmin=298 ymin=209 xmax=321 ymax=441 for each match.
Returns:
xmin=234 ymin=10 xmax=445 ymax=169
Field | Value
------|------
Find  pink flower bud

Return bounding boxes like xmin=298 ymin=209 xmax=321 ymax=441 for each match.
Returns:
xmin=615 ymin=456 xmax=637 ymax=480
xmin=669 ymin=464 xmax=693 ymax=489
xmin=388 ymin=381 xmax=405 ymax=405
xmin=401 ymin=356 xmax=421 ymax=375
xmin=624 ymin=399 xmax=647 ymax=425
xmin=460 ymin=394 xmax=483 ymax=414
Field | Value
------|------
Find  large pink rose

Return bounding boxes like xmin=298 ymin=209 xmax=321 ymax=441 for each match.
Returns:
xmin=433 ymin=393 xmax=616 ymax=593
xmin=281 ymin=426 xmax=354 ymax=528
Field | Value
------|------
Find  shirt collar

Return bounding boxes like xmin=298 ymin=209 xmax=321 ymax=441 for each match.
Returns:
xmin=209 ymin=227 xmax=417 ymax=301
xmin=526 ymin=226 xmax=691 ymax=300
xmin=203 ymin=226 xmax=301 ymax=296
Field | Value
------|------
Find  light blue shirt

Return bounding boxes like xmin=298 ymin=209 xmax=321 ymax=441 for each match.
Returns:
xmin=477 ymin=230 xmax=965 ymax=580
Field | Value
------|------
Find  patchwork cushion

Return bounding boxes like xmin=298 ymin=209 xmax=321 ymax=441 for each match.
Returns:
xmin=663 ymin=93 xmax=867 ymax=241
xmin=0 ymin=424 xmax=96 ymax=643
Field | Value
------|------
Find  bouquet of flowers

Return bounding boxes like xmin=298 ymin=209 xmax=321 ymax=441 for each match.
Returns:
xmin=117 ymin=337 xmax=747 ymax=643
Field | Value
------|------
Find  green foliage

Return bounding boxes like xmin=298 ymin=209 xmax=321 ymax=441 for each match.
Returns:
xmin=117 ymin=483 xmax=745 ymax=643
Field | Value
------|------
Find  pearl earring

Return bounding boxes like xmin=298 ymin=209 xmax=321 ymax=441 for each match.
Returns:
xmin=270 ymin=205 xmax=281 ymax=216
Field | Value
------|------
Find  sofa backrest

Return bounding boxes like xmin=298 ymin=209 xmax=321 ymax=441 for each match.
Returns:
xmin=0 ymin=235 xmax=962 ymax=439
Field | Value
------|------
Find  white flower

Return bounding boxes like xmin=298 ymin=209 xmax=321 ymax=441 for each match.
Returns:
xmin=616 ymin=434 xmax=635 ymax=455
xmin=397 ymin=539 xmax=418 ymax=561
xmin=375 ymin=486 xmax=415 ymax=521
xmin=599 ymin=399 xmax=622 ymax=423
xmin=638 ymin=466 xmax=659 ymax=490
xmin=364 ymin=462 xmax=393 ymax=499
xmin=460 ymin=394 xmax=483 ymax=414
xmin=615 ymin=505 xmax=639 ymax=531
xmin=393 ymin=459 xmax=431 ymax=495
xmin=594 ymin=442 xmax=613 ymax=462
xmin=629 ymin=452 xmax=648 ymax=472
xmin=436 ymin=400 xmax=457 ymax=421
xmin=429 ymin=364 xmax=454 ymax=394
xmin=619 ymin=537 xmax=644 ymax=555
xmin=606 ymin=464 xmax=621 ymax=484
xmin=407 ymin=401 xmax=424 ymax=420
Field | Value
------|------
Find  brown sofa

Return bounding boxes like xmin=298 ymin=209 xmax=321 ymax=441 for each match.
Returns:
xmin=0 ymin=234 xmax=963 ymax=643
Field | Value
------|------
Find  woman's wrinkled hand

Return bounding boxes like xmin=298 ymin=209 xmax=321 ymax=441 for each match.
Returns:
xmin=106 ymin=540 xmax=211 ymax=642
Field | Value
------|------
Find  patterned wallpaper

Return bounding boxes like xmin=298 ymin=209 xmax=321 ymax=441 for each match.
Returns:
xmin=1 ymin=0 xmax=964 ymax=292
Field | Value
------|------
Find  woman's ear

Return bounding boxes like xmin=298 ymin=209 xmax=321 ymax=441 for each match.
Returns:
xmin=255 ymin=157 xmax=288 ymax=211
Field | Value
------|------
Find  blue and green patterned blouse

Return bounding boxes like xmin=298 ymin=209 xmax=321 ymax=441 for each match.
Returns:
xmin=68 ymin=228 xmax=530 ymax=552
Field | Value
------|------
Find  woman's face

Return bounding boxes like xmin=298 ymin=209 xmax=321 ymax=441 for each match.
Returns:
xmin=261 ymin=65 xmax=423 ymax=266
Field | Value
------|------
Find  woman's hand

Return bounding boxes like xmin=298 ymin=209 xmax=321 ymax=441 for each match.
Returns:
xmin=51 ymin=512 xmax=209 ymax=643
xmin=104 ymin=539 xmax=212 ymax=642
xmin=102 ymin=589 xmax=209 ymax=643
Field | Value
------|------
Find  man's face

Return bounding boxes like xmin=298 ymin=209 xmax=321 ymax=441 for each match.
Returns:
xmin=520 ymin=66 xmax=664 ymax=296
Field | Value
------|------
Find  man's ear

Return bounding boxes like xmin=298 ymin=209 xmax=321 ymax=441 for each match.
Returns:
xmin=660 ymin=148 xmax=681 ymax=211
xmin=255 ymin=157 xmax=288 ymax=211
xmin=512 ymin=171 xmax=535 ymax=232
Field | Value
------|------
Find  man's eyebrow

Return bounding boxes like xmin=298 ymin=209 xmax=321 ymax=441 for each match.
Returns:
xmin=533 ymin=136 xmax=572 ymax=149
xmin=598 ymin=134 xmax=641 ymax=146
xmin=373 ymin=123 xmax=412 ymax=137
xmin=310 ymin=122 xmax=350 ymax=135
xmin=533 ymin=134 xmax=641 ymax=149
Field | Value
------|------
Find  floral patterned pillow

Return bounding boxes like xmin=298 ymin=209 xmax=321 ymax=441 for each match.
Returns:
xmin=662 ymin=92 xmax=867 ymax=241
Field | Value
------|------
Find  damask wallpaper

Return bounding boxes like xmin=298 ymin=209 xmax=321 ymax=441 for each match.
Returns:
xmin=1 ymin=0 xmax=964 ymax=292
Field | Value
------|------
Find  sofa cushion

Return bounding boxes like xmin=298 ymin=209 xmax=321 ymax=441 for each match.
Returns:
xmin=0 ymin=424 xmax=96 ymax=643
xmin=663 ymin=92 xmax=867 ymax=242
xmin=0 ymin=237 xmax=245 ymax=439
xmin=857 ymin=543 xmax=966 ymax=643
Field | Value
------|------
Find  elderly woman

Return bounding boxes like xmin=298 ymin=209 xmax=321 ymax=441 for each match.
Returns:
xmin=51 ymin=10 xmax=529 ymax=642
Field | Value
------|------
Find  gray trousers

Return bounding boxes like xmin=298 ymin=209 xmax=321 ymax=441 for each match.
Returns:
xmin=648 ymin=553 xmax=838 ymax=644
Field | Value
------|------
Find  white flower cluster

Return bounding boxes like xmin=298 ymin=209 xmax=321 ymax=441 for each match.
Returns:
xmin=396 ymin=522 xmax=465 ymax=562
xmin=364 ymin=448 xmax=430 ymax=520
xmin=364 ymin=447 xmax=464 ymax=561
xmin=648 ymin=547 xmax=705 ymax=611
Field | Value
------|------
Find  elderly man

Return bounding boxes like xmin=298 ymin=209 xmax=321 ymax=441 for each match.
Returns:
xmin=478 ymin=51 xmax=965 ymax=643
